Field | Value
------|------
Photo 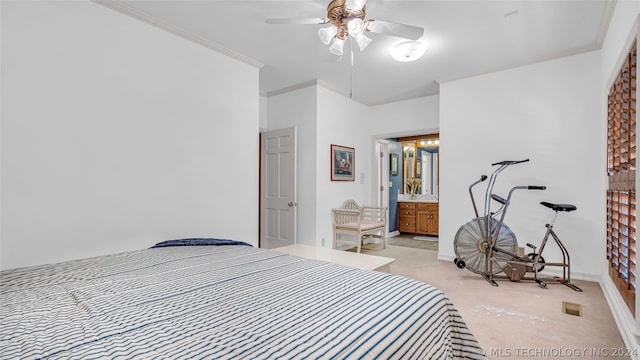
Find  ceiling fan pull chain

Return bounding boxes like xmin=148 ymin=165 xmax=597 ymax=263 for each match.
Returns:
xmin=350 ymin=38 xmax=354 ymax=99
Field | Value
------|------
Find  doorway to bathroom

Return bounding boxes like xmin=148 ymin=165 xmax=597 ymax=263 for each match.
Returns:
xmin=375 ymin=132 xmax=439 ymax=250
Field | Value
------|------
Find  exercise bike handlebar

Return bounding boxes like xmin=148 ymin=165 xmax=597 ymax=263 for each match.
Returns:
xmin=469 ymin=175 xmax=488 ymax=217
xmin=491 ymin=159 xmax=529 ymax=166
xmin=507 ymin=185 xmax=546 ymax=198
xmin=469 ymin=159 xmax=541 ymax=218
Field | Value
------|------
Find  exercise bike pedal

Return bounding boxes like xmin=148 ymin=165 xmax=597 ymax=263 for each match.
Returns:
xmin=553 ymin=278 xmax=583 ymax=292
xmin=526 ymin=243 xmax=537 ymax=251
xmin=535 ymin=279 xmax=547 ymax=288
xmin=482 ymin=274 xmax=499 ymax=287
xmin=565 ymin=283 xmax=583 ymax=292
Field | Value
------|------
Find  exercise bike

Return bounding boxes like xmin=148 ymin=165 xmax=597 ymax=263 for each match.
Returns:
xmin=453 ymin=159 xmax=582 ymax=291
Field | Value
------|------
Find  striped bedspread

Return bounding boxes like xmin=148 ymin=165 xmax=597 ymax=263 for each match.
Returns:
xmin=1 ymin=245 xmax=487 ymax=359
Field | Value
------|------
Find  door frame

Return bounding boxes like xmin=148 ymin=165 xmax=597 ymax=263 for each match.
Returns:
xmin=375 ymin=139 xmax=390 ymax=235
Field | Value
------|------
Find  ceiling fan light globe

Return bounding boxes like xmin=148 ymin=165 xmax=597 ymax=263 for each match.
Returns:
xmin=318 ymin=26 xmax=338 ymax=45
xmin=345 ymin=0 xmax=367 ymax=11
xmin=355 ymin=34 xmax=372 ymax=51
xmin=347 ymin=18 xmax=365 ymax=36
xmin=329 ymin=38 xmax=345 ymax=56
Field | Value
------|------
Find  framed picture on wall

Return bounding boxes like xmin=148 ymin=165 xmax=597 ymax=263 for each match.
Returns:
xmin=331 ymin=144 xmax=355 ymax=181
xmin=390 ymin=154 xmax=398 ymax=176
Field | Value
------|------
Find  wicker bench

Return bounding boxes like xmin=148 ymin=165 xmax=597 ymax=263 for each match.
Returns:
xmin=332 ymin=199 xmax=387 ymax=253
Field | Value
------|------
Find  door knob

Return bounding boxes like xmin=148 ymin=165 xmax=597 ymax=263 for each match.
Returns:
xmin=288 ymin=202 xmax=294 ymax=207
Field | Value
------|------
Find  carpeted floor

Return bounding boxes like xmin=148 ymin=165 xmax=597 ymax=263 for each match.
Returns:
xmin=356 ymin=243 xmax=628 ymax=360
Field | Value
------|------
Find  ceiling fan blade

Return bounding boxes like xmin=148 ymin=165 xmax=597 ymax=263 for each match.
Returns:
xmin=265 ymin=18 xmax=327 ymax=25
xmin=366 ymin=20 xmax=424 ymax=40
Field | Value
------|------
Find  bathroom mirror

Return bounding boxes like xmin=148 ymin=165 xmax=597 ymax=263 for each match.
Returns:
xmin=400 ymin=134 xmax=439 ymax=196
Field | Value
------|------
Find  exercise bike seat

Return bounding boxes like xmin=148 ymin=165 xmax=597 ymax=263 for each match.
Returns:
xmin=541 ymin=201 xmax=577 ymax=212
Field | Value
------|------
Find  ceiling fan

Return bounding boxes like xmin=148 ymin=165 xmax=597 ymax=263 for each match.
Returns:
xmin=266 ymin=0 xmax=424 ymax=56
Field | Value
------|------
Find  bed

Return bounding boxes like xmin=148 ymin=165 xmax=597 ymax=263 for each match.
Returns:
xmin=1 ymin=240 xmax=487 ymax=359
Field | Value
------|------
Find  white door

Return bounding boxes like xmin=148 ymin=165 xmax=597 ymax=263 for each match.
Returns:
xmin=260 ymin=127 xmax=297 ymax=249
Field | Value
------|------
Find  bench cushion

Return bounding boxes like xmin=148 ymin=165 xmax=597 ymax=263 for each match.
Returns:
xmin=336 ymin=221 xmax=385 ymax=231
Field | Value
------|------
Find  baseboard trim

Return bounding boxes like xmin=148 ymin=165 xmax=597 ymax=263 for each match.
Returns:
xmin=600 ymin=273 xmax=640 ymax=358
xmin=437 ymin=253 xmax=455 ymax=263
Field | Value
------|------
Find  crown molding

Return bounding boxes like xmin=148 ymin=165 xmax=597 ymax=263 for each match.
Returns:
xmin=596 ymin=0 xmax=616 ymax=48
xmin=92 ymin=0 xmax=263 ymax=69
xmin=317 ymin=79 xmax=371 ymax=106
xmin=436 ymin=46 xmax=600 ymax=85
xmin=265 ymin=79 xmax=319 ymax=98
xmin=265 ymin=79 xmax=371 ymax=106
xmin=605 ymin=15 xmax=638 ymax=89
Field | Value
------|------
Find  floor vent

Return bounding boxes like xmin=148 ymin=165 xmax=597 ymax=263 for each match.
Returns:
xmin=562 ymin=301 xmax=583 ymax=317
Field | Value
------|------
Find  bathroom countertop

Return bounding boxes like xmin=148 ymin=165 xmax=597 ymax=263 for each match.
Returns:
xmin=397 ymin=195 xmax=438 ymax=203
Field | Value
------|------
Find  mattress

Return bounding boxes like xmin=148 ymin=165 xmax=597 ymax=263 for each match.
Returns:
xmin=1 ymin=243 xmax=487 ymax=359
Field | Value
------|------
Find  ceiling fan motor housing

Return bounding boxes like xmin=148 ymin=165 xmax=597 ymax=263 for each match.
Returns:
xmin=327 ymin=0 xmax=366 ymax=39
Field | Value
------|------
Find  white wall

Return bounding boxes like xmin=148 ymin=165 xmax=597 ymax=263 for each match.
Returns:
xmin=266 ymin=84 xmax=371 ymax=247
xmin=315 ymin=86 xmax=371 ymax=247
xmin=259 ymin=95 xmax=268 ymax=131
xmin=439 ymin=50 xmax=603 ymax=280
xmin=266 ymin=86 xmax=318 ymax=245
xmin=368 ymin=95 xmax=440 ymax=137
xmin=1 ymin=1 xmax=260 ymax=270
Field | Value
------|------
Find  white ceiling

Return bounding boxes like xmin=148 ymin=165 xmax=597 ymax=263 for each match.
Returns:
xmin=110 ymin=0 xmax=613 ymax=105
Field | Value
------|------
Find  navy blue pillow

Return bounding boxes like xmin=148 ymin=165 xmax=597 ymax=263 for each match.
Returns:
xmin=151 ymin=238 xmax=253 ymax=248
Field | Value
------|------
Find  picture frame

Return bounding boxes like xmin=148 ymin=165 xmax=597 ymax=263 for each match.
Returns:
xmin=331 ymin=144 xmax=355 ymax=181
xmin=390 ymin=154 xmax=398 ymax=176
